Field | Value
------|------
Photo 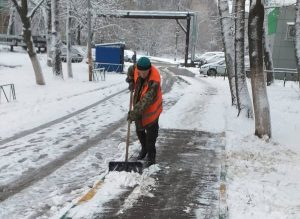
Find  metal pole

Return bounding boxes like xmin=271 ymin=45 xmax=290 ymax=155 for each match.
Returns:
xmin=175 ymin=28 xmax=179 ymax=61
xmin=184 ymin=15 xmax=191 ymax=67
xmin=191 ymin=14 xmax=197 ymax=62
xmin=87 ymin=0 xmax=92 ymax=81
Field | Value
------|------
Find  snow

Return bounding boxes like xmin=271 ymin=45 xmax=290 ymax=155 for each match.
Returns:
xmin=1 ymin=46 xmax=300 ymax=218
xmin=227 ymin=0 xmax=296 ymax=14
xmin=63 ymin=165 xmax=160 ymax=219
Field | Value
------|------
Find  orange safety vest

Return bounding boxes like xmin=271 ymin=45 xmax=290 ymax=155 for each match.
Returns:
xmin=133 ymin=65 xmax=163 ymax=127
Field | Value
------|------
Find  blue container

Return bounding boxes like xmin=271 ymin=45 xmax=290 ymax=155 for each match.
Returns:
xmin=95 ymin=43 xmax=125 ymax=73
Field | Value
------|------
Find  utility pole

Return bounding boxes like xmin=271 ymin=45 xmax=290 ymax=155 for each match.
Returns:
xmin=175 ymin=28 xmax=179 ymax=61
xmin=87 ymin=0 xmax=92 ymax=81
xmin=184 ymin=15 xmax=191 ymax=67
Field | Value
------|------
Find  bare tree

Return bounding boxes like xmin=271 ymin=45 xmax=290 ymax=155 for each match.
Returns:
xmin=87 ymin=0 xmax=92 ymax=81
xmin=51 ymin=0 xmax=63 ymax=78
xmin=248 ymin=0 xmax=271 ymax=138
xmin=7 ymin=4 xmax=16 ymax=35
xmin=10 ymin=0 xmax=46 ymax=85
xmin=66 ymin=0 xmax=73 ymax=78
xmin=235 ymin=0 xmax=253 ymax=117
xmin=296 ymin=0 xmax=300 ymax=87
xmin=218 ymin=0 xmax=237 ymax=105
xmin=42 ymin=0 xmax=52 ymax=67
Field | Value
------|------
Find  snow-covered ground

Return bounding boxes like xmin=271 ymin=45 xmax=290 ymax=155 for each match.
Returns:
xmin=1 ymin=46 xmax=300 ymax=218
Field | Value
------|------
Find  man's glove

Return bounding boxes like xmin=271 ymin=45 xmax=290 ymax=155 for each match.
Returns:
xmin=127 ymin=110 xmax=140 ymax=122
xmin=128 ymin=82 xmax=134 ymax=91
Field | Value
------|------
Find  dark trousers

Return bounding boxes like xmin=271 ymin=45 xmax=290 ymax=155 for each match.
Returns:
xmin=136 ymin=120 xmax=159 ymax=160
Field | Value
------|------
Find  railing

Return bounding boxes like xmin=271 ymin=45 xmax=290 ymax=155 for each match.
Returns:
xmin=0 ymin=84 xmax=16 ymax=103
xmin=94 ymin=62 xmax=124 ymax=73
xmin=246 ymin=68 xmax=298 ymax=86
xmin=93 ymin=67 xmax=106 ymax=81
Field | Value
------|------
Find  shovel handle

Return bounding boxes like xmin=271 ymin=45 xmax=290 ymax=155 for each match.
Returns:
xmin=125 ymin=91 xmax=133 ymax=162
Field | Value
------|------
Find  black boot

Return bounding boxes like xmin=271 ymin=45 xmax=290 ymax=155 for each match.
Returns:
xmin=145 ymin=155 xmax=156 ymax=167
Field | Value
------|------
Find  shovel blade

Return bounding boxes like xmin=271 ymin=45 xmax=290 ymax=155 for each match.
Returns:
xmin=109 ymin=161 xmax=143 ymax=174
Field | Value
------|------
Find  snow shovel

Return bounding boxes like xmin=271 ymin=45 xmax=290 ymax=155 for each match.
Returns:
xmin=108 ymin=91 xmax=143 ymax=174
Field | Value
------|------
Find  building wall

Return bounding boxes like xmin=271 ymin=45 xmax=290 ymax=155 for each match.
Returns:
xmin=272 ymin=5 xmax=297 ymax=69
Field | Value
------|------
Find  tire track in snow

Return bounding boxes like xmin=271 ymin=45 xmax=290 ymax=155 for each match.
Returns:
xmin=0 ymin=88 xmax=127 ymax=147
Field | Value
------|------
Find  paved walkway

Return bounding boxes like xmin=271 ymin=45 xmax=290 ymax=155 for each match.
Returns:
xmin=96 ymin=128 xmax=225 ymax=219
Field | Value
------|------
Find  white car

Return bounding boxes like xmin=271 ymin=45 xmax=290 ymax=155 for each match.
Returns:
xmin=196 ymin=51 xmax=224 ymax=67
xmin=199 ymin=59 xmax=227 ymax=76
xmin=205 ymin=54 xmax=225 ymax=64
xmin=198 ymin=51 xmax=223 ymax=60
xmin=124 ymin=50 xmax=135 ymax=62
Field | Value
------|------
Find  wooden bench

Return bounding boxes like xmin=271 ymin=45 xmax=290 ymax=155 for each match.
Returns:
xmin=0 ymin=84 xmax=16 ymax=103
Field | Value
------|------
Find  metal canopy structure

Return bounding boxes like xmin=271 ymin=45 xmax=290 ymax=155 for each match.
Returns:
xmin=97 ymin=10 xmax=197 ymax=66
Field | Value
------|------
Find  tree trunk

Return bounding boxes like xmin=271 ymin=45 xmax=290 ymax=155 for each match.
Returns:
xmin=7 ymin=5 xmax=16 ymax=35
xmin=248 ymin=0 xmax=271 ymax=138
xmin=51 ymin=0 xmax=63 ymax=78
xmin=296 ymin=0 xmax=300 ymax=88
xmin=218 ymin=0 xmax=237 ymax=105
xmin=77 ymin=24 xmax=81 ymax=45
xmin=66 ymin=0 xmax=73 ymax=78
xmin=235 ymin=0 xmax=253 ymax=118
xmin=87 ymin=0 xmax=93 ymax=81
xmin=263 ymin=29 xmax=274 ymax=85
xmin=11 ymin=0 xmax=45 ymax=85
xmin=45 ymin=0 xmax=52 ymax=67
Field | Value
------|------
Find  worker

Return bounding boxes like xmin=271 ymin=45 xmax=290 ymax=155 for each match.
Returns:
xmin=126 ymin=57 xmax=163 ymax=167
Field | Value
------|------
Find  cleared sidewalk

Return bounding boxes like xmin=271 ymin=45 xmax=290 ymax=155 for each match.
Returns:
xmin=98 ymin=128 xmax=225 ymax=219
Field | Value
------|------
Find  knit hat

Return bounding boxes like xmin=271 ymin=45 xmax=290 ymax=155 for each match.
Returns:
xmin=137 ymin=57 xmax=151 ymax=70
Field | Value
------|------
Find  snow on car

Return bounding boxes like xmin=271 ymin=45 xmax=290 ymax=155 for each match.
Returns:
xmin=199 ymin=59 xmax=226 ymax=76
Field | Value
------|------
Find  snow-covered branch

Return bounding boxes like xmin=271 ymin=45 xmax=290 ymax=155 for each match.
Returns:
xmin=10 ymin=0 xmax=20 ymax=10
xmin=28 ymin=0 xmax=46 ymax=18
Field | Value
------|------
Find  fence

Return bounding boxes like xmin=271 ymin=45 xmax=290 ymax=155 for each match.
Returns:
xmin=246 ymin=68 xmax=298 ymax=87
xmin=94 ymin=62 xmax=123 ymax=73
xmin=92 ymin=67 xmax=106 ymax=81
xmin=0 ymin=84 xmax=16 ymax=103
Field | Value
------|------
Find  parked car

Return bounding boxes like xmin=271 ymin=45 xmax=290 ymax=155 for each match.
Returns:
xmin=197 ymin=51 xmax=224 ymax=67
xmin=124 ymin=50 xmax=135 ymax=62
xmin=200 ymin=57 xmax=250 ymax=76
xmin=60 ymin=47 xmax=83 ymax=62
xmin=49 ymin=46 xmax=84 ymax=63
xmin=199 ymin=59 xmax=226 ymax=76
xmin=205 ymin=53 xmax=225 ymax=64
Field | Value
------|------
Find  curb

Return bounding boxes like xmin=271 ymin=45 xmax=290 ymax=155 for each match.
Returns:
xmin=219 ymin=145 xmax=228 ymax=219
xmin=59 ymin=172 xmax=108 ymax=219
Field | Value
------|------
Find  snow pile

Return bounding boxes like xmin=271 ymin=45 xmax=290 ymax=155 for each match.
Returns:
xmin=226 ymin=132 xmax=300 ymax=219
xmin=117 ymin=165 xmax=160 ymax=215
xmin=223 ymin=80 xmax=300 ymax=219
xmin=65 ymin=165 xmax=160 ymax=219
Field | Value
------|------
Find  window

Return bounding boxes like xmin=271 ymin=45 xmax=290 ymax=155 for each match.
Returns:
xmin=286 ymin=22 xmax=295 ymax=41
